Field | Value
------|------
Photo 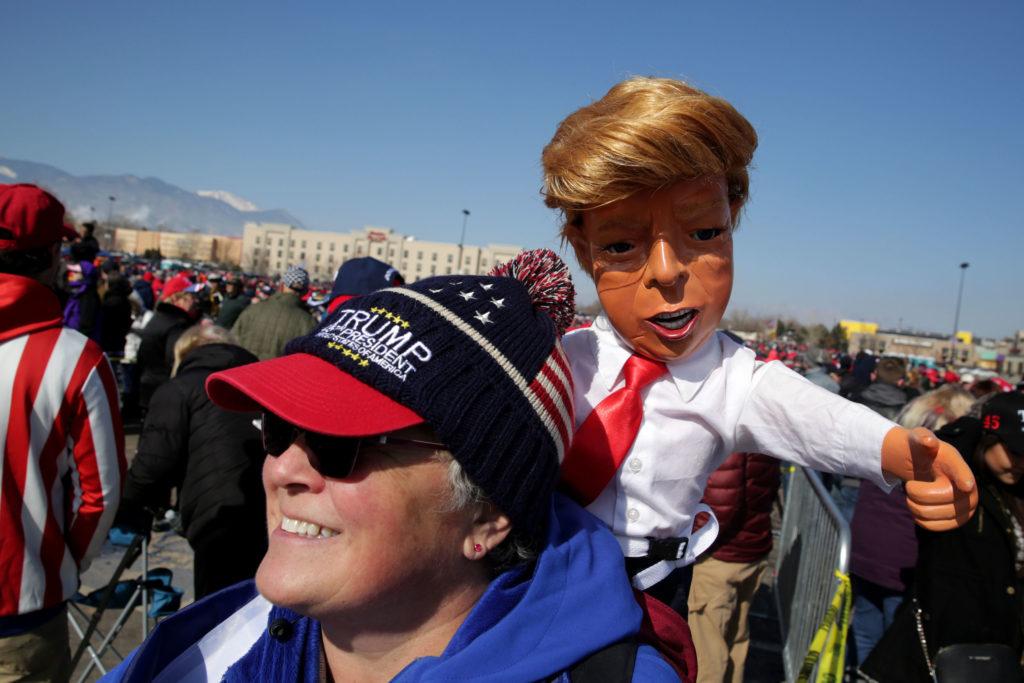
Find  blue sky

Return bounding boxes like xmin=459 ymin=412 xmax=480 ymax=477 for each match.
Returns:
xmin=4 ymin=1 xmax=1022 ymax=338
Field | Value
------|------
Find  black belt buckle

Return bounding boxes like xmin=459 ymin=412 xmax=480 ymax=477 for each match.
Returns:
xmin=646 ymin=536 xmax=688 ymax=561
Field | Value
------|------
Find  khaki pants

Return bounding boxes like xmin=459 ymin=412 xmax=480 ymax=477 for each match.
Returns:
xmin=0 ymin=607 xmax=71 ymax=683
xmin=687 ymin=556 xmax=767 ymax=683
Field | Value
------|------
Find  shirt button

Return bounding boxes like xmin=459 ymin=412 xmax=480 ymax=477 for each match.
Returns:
xmin=627 ymin=508 xmax=640 ymax=522
xmin=628 ymin=458 xmax=642 ymax=473
xmin=1008 ymin=586 xmax=1017 ymax=596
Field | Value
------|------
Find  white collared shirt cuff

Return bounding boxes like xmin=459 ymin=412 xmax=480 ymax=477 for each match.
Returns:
xmin=833 ymin=399 xmax=898 ymax=491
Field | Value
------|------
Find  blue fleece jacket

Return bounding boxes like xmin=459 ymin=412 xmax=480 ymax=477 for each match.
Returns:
xmin=101 ymin=494 xmax=677 ymax=682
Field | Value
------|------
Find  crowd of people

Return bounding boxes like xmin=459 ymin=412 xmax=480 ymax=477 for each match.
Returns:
xmin=0 ymin=73 xmax=1021 ymax=683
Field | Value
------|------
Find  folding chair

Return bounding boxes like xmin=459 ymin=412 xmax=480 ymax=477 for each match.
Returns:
xmin=67 ymin=533 xmax=183 ymax=682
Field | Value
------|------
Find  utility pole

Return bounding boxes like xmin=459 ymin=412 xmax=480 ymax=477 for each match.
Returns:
xmin=456 ymin=209 xmax=470 ymax=274
xmin=950 ymin=262 xmax=969 ymax=366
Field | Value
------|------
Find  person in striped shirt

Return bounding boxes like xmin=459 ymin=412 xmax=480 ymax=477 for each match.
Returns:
xmin=0 ymin=184 xmax=126 ymax=682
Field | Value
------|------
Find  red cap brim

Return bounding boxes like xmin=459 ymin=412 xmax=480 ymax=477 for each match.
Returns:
xmin=205 ymin=353 xmax=425 ymax=436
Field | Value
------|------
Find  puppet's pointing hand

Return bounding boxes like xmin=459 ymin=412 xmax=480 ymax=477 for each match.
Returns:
xmin=881 ymin=426 xmax=979 ymax=531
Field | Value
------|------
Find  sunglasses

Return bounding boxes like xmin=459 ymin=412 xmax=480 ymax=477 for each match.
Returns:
xmin=260 ymin=412 xmax=446 ymax=479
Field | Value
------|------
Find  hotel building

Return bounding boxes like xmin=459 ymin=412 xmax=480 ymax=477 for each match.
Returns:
xmin=241 ymin=222 xmax=522 ymax=283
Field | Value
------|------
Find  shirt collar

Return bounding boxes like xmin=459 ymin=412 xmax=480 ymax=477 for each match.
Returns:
xmin=0 ymin=274 xmax=63 ymax=343
xmin=591 ymin=314 xmax=721 ymax=403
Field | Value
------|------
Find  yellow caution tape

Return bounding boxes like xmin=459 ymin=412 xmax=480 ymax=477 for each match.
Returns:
xmin=796 ymin=570 xmax=852 ymax=683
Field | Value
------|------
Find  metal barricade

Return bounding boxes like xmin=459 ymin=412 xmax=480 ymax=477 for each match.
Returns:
xmin=774 ymin=467 xmax=851 ymax=682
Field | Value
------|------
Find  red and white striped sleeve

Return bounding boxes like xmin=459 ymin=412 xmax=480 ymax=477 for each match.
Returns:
xmin=65 ymin=344 xmax=126 ymax=569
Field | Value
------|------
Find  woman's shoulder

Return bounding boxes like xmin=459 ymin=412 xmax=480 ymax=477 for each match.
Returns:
xmin=101 ymin=581 xmax=273 ymax=683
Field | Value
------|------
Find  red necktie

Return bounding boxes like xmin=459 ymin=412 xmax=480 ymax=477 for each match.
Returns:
xmin=560 ymin=353 xmax=668 ymax=506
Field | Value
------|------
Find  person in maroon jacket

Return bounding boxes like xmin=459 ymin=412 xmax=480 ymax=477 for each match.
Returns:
xmin=687 ymin=453 xmax=780 ymax=683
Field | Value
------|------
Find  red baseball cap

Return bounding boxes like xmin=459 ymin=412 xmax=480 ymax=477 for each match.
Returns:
xmin=205 ymin=352 xmax=424 ymax=437
xmin=0 ymin=184 xmax=79 ymax=251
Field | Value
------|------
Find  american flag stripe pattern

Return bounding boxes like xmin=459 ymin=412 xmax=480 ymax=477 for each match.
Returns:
xmin=390 ymin=287 xmax=573 ymax=462
xmin=527 ymin=345 xmax=574 ymax=457
xmin=0 ymin=326 xmax=125 ymax=616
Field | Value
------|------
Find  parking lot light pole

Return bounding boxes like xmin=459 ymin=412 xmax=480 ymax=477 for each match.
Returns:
xmin=456 ymin=209 xmax=470 ymax=274
xmin=950 ymin=262 xmax=969 ymax=365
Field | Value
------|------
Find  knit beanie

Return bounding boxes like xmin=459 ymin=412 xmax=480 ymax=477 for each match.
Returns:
xmin=282 ymin=264 xmax=310 ymax=293
xmin=283 ymin=249 xmax=575 ymax=539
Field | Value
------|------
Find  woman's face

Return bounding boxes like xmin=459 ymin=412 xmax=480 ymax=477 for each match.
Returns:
xmin=255 ymin=425 xmax=479 ymax=622
xmin=983 ymin=440 xmax=1024 ymax=486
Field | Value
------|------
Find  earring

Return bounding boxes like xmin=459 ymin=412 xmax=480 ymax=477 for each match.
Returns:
xmin=473 ymin=543 xmax=483 ymax=553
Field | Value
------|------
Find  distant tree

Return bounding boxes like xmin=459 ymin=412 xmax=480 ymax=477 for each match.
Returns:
xmin=722 ymin=309 xmax=772 ymax=333
xmin=775 ymin=318 xmax=808 ymax=343
xmin=807 ymin=323 xmax=830 ymax=347
xmin=821 ymin=323 xmax=848 ymax=350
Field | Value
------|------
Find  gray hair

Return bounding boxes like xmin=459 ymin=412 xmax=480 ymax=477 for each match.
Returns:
xmin=171 ymin=323 xmax=238 ymax=376
xmin=436 ymin=453 xmax=539 ymax=576
xmin=895 ymin=384 xmax=974 ymax=431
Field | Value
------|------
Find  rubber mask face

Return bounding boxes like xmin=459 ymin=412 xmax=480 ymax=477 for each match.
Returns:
xmin=571 ymin=176 xmax=735 ymax=362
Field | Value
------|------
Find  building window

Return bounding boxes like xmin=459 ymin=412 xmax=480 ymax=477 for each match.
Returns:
xmin=445 ymin=267 xmax=451 ymax=275
xmin=417 ymin=252 xmax=423 ymax=260
xmin=316 ymin=254 xmax=321 ymax=262
xmin=376 ymin=246 xmax=383 ymax=256
xmin=416 ymin=263 xmax=422 ymax=272
xmin=278 ymin=238 xmax=284 ymax=247
xmin=481 ymin=259 xmax=487 ymax=267
xmin=403 ymin=250 xmax=409 ymax=258
xmin=290 ymin=240 xmax=295 ymax=247
xmin=301 ymin=240 xmax=306 ymax=248
xmin=277 ymin=249 xmax=282 ymax=258
xmin=343 ymin=244 xmax=349 ymax=253
xmin=329 ymin=243 xmax=335 ymax=251
xmin=255 ymin=237 xmax=261 ymax=245
xmin=300 ymin=252 xmax=306 ymax=260
xmin=447 ymin=254 xmax=453 ymax=263
xmin=431 ymin=253 xmax=437 ymax=262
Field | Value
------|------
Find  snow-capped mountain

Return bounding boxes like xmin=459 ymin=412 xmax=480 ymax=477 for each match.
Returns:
xmin=0 ymin=157 xmax=303 ymax=236
xmin=196 ymin=189 xmax=261 ymax=212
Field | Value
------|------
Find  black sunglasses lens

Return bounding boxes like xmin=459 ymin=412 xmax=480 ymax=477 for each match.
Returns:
xmin=261 ymin=413 xmax=362 ymax=478
xmin=305 ymin=432 xmax=361 ymax=479
xmin=261 ymin=412 xmax=296 ymax=456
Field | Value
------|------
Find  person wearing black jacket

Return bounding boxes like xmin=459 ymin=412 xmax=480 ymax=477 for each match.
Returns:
xmin=99 ymin=261 xmax=135 ymax=356
xmin=860 ymin=391 xmax=1024 ymax=682
xmin=214 ymin=277 xmax=249 ymax=329
xmin=852 ymin=357 xmax=910 ymax=421
xmin=119 ymin=326 xmax=267 ymax=598
xmin=137 ymin=291 xmax=196 ymax=413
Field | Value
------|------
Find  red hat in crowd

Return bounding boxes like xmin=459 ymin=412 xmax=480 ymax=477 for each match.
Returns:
xmin=0 ymin=184 xmax=79 ymax=251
